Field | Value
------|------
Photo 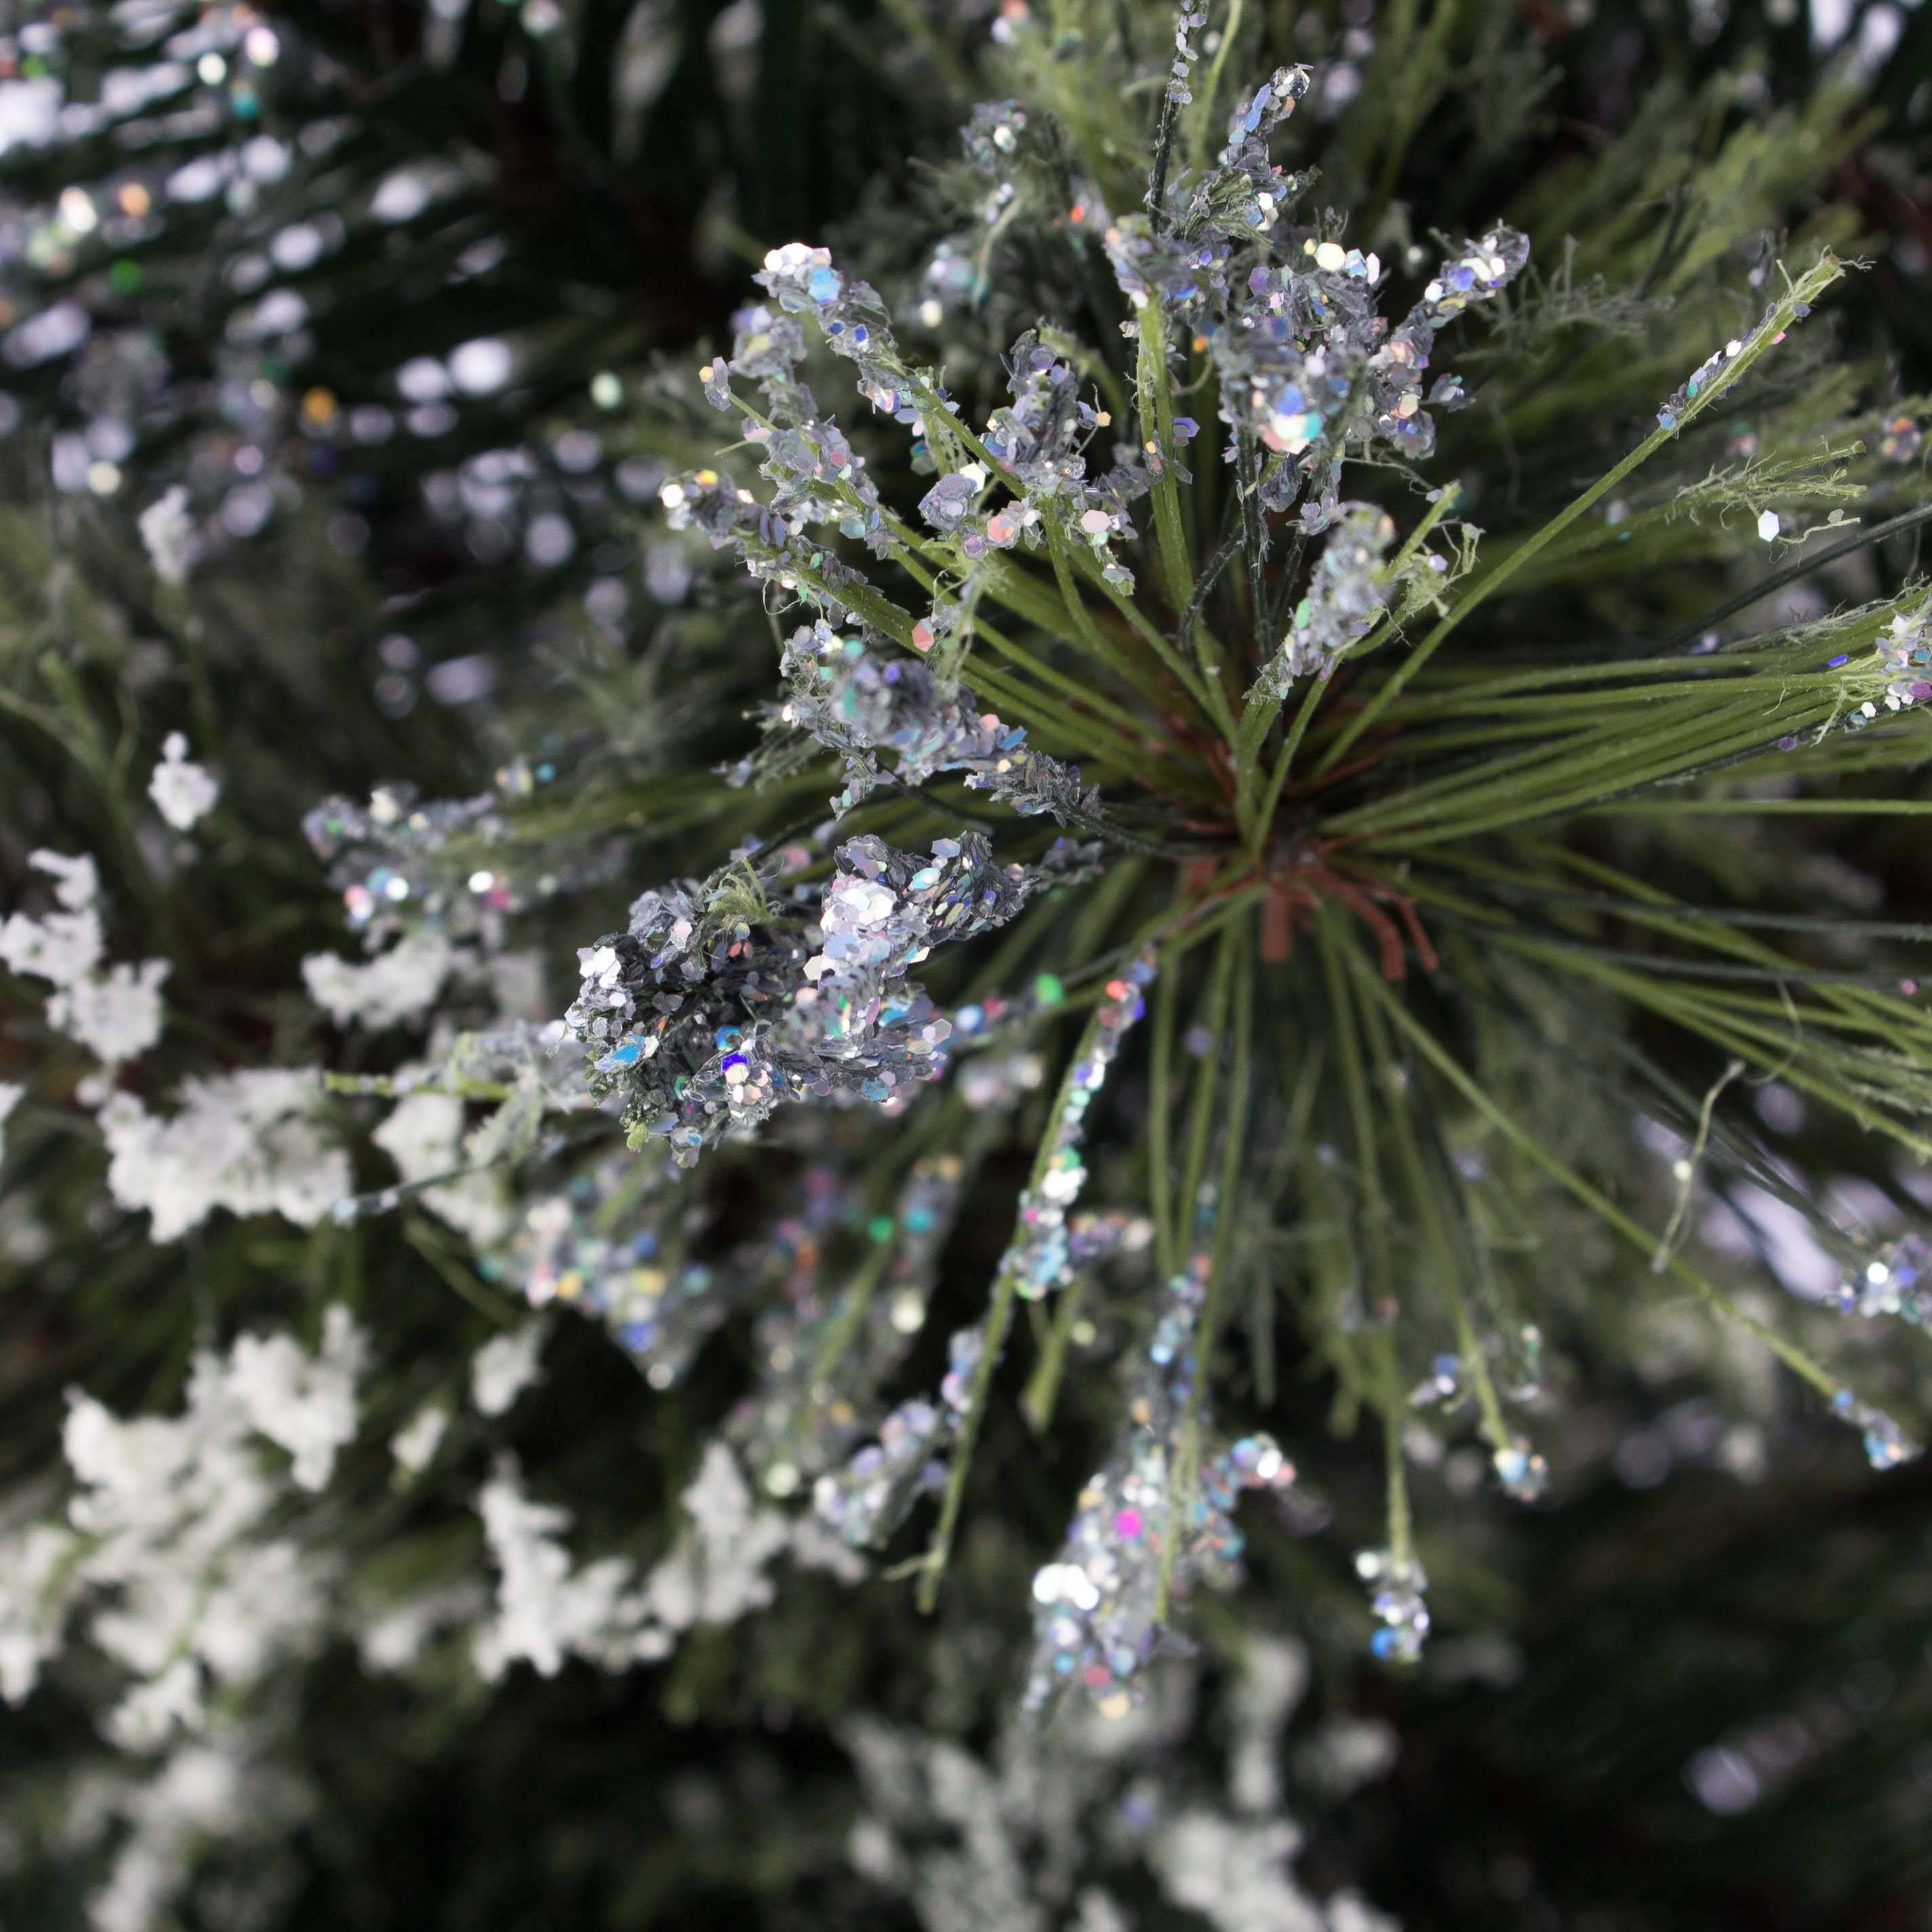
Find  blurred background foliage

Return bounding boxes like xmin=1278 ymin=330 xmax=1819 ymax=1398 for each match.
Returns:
xmin=1 ymin=0 xmax=1930 ymax=1927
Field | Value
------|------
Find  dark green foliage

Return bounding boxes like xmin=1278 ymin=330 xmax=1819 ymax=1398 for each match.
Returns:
xmin=2 ymin=2 xmax=1932 ymax=1927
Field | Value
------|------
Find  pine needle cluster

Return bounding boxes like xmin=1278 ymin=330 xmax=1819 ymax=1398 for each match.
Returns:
xmin=1 ymin=1 xmax=1931 ymax=1926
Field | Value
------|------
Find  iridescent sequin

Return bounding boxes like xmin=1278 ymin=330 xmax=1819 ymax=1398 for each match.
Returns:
xmin=1250 ymin=504 xmax=1399 ymax=698
xmin=762 ymin=617 xmax=1097 ymax=823
xmin=995 ymin=958 xmax=1156 ymax=1302
xmin=565 ymin=832 xmax=1096 ymax=1169
xmin=1021 ymin=1238 xmax=1298 ymax=1717
xmin=1831 ymin=1389 xmax=1923 ymax=1471
xmin=1355 ymin=1547 xmax=1430 ymax=1663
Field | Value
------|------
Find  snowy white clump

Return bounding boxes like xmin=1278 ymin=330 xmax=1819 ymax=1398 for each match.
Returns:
xmin=22 ymin=847 xmax=98 ymax=910
xmin=147 ymin=734 xmax=218 ymax=832
xmin=372 ymin=1086 xmax=513 ymax=1246
xmin=0 ymin=1315 xmax=371 ymax=1931
xmin=98 ymin=1068 xmax=349 ymax=1241
xmin=842 ymin=1623 xmax=1396 ymax=1932
xmin=471 ymin=1458 xmax=667 ymax=1682
xmin=0 ymin=896 xmax=102 ymax=982
xmin=646 ymin=1439 xmax=805 ymax=1632
xmin=0 ymin=1311 xmax=367 ymax=1733
xmin=136 ymin=487 xmax=196 ymax=586
xmin=389 ymin=1401 xmax=452 ymax=1478
xmin=471 ymin=1443 xmax=862 ymax=1684
xmin=469 ymin=1319 xmax=549 ymax=1418
xmin=46 ymin=959 xmax=171 ymax=1066
xmin=2 ymin=851 xmax=170 ymax=1067
xmin=301 ymin=929 xmax=454 ymax=1030
xmin=225 ymin=1305 xmax=368 ymax=1491
xmin=84 ymin=1728 xmax=307 ymax=1932
xmin=355 ymin=1581 xmax=486 ymax=1674
xmin=0 ymin=1518 xmax=82 ymax=1704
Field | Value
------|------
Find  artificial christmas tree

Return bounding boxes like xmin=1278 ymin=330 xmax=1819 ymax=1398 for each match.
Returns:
xmin=1 ymin=3 xmax=1931 ymax=1927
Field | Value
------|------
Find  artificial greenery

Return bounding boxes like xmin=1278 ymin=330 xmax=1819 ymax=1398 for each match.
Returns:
xmin=2 ymin=3 xmax=1931 ymax=1929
